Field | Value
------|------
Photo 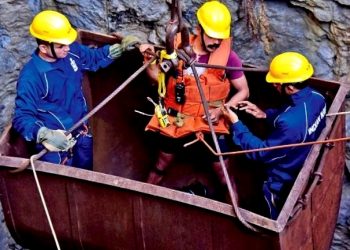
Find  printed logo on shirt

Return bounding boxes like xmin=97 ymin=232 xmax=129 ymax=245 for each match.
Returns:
xmin=308 ymin=105 xmax=326 ymax=135
xmin=70 ymin=58 xmax=78 ymax=72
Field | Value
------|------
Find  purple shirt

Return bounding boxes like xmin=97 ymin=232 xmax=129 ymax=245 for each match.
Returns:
xmin=198 ymin=51 xmax=244 ymax=80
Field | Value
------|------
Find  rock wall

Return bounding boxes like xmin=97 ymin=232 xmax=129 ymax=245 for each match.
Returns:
xmin=0 ymin=0 xmax=349 ymax=249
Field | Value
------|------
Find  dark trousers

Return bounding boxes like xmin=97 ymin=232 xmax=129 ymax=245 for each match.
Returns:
xmin=36 ymin=134 xmax=93 ymax=170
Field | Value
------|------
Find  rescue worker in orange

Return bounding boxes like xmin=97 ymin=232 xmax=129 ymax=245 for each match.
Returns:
xmin=140 ymin=1 xmax=249 ymax=190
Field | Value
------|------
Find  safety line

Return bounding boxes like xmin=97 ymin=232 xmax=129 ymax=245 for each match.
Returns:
xmin=30 ymin=155 xmax=61 ymax=250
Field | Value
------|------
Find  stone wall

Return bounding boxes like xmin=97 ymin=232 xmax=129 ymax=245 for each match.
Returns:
xmin=0 ymin=0 xmax=349 ymax=249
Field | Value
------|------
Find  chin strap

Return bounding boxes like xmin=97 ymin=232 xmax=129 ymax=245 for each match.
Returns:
xmin=50 ymin=42 xmax=58 ymax=59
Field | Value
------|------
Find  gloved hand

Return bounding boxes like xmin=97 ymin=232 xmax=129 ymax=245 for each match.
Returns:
xmin=36 ymin=127 xmax=76 ymax=152
xmin=108 ymin=35 xmax=140 ymax=59
xmin=108 ymin=43 xmax=123 ymax=59
xmin=121 ymin=35 xmax=140 ymax=51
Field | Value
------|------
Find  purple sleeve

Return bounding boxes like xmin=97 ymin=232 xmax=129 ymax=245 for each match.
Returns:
xmin=226 ymin=51 xmax=244 ymax=80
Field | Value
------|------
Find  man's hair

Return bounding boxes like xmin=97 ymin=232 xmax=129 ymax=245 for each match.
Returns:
xmin=284 ymin=81 xmax=309 ymax=90
xmin=36 ymin=38 xmax=50 ymax=46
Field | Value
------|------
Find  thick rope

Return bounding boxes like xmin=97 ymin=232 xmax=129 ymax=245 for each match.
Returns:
xmin=30 ymin=155 xmax=61 ymax=250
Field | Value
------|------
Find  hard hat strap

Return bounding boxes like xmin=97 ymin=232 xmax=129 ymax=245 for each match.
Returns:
xmin=49 ymin=42 xmax=58 ymax=59
xmin=199 ymin=26 xmax=210 ymax=54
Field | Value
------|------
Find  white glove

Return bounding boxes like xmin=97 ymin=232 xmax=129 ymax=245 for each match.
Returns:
xmin=36 ymin=127 xmax=76 ymax=152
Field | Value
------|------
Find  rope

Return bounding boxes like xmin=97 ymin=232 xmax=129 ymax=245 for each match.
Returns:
xmin=134 ymin=110 xmax=153 ymax=117
xmin=326 ymin=110 xmax=350 ymax=117
xmin=184 ymin=133 xmax=350 ymax=156
xmin=30 ymin=155 xmax=61 ymax=250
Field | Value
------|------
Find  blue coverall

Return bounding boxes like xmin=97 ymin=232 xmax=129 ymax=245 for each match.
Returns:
xmin=13 ymin=42 xmax=114 ymax=169
xmin=230 ymin=86 xmax=326 ymax=218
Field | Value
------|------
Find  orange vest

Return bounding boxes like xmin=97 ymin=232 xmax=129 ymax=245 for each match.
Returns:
xmin=146 ymin=36 xmax=232 ymax=138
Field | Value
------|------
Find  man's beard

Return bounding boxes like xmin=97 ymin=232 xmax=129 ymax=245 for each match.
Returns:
xmin=281 ymin=85 xmax=289 ymax=98
xmin=207 ymin=43 xmax=220 ymax=50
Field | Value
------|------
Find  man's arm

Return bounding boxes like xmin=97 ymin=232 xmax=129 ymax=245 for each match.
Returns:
xmin=206 ymin=74 xmax=249 ymax=123
xmin=13 ymin=68 xmax=43 ymax=142
xmin=139 ymin=44 xmax=159 ymax=84
xmin=225 ymin=74 xmax=249 ymax=107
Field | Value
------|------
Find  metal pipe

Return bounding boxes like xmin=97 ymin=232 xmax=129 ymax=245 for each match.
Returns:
xmin=194 ymin=62 xmax=267 ymax=72
xmin=189 ymin=64 xmax=257 ymax=231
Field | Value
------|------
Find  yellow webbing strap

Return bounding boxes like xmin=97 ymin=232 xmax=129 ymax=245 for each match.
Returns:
xmin=157 ymin=50 xmax=178 ymax=97
xmin=160 ymin=50 xmax=177 ymax=60
xmin=158 ymin=72 xmax=166 ymax=97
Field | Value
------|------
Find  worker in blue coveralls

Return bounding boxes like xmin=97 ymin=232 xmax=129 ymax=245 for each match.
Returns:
xmin=223 ymin=52 xmax=327 ymax=219
xmin=13 ymin=10 xmax=140 ymax=170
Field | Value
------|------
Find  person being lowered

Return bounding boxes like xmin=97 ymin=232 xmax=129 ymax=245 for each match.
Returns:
xmin=140 ymin=1 xmax=249 ymax=196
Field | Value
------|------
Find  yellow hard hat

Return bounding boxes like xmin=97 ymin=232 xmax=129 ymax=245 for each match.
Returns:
xmin=266 ymin=52 xmax=314 ymax=84
xmin=196 ymin=1 xmax=231 ymax=39
xmin=29 ymin=10 xmax=77 ymax=45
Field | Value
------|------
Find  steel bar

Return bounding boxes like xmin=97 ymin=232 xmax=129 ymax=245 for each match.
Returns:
xmin=194 ymin=62 xmax=267 ymax=72
xmin=189 ymin=63 xmax=258 ymax=231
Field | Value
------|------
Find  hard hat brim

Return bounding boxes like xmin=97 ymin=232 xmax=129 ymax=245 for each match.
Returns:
xmin=265 ymin=68 xmax=314 ymax=84
xmin=202 ymin=25 xmax=230 ymax=39
xmin=30 ymin=26 xmax=77 ymax=45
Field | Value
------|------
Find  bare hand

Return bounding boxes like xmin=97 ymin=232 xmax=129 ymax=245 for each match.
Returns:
xmin=235 ymin=101 xmax=266 ymax=119
xmin=202 ymin=107 xmax=222 ymax=125
xmin=222 ymin=105 xmax=239 ymax=124
xmin=139 ymin=44 xmax=155 ymax=62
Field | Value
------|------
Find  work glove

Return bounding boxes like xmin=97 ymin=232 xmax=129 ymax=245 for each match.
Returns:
xmin=36 ymin=127 xmax=76 ymax=152
xmin=108 ymin=43 xmax=123 ymax=59
xmin=121 ymin=35 xmax=140 ymax=51
xmin=108 ymin=35 xmax=140 ymax=59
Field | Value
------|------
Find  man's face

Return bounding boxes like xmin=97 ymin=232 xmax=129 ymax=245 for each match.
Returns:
xmin=40 ymin=43 xmax=70 ymax=59
xmin=202 ymin=32 xmax=222 ymax=53
xmin=272 ymin=83 xmax=282 ymax=93
xmin=272 ymin=83 xmax=289 ymax=97
xmin=50 ymin=43 xmax=70 ymax=58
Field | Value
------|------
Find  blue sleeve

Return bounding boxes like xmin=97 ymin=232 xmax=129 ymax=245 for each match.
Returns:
xmin=70 ymin=42 xmax=114 ymax=72
xmin=265 ymin=108 xmax=280 ymax=125
xmin=13 ymin=69 xmax=43 ymax=141
xmin=231 ymin=118 xmax=295 ymax=163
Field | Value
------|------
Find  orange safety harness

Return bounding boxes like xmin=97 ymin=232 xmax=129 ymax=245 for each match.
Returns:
xmin=146 ymin=35 xmax=232 ymax=138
